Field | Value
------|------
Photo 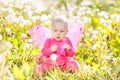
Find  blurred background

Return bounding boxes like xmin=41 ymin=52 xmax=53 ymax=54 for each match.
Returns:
xmin=0 ymin=0 xmax=120 ymax=80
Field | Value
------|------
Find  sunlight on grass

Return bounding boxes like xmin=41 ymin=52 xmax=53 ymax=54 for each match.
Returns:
xmin=0 ymin=0 xmax=120 ymax=80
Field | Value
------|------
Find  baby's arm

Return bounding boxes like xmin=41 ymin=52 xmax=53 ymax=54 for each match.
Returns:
xmin=42 ymin=39 xmax=53 ymax=57
xmin=42 ymin=39 xmax=58 ymax=57
xmin=64 ymin=38 xmax=75 ymax=57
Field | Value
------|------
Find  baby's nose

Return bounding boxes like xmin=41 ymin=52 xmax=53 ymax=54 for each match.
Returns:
xmin=56 ymin=32 xmax=60 ymax=35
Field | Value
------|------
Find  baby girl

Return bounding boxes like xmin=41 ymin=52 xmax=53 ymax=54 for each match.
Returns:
xmin=34 ymin=18 xmax=80 ymax=79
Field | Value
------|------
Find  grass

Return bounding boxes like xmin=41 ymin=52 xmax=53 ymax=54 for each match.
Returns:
xmin=0 ymin=0 xmax=120 ymax=80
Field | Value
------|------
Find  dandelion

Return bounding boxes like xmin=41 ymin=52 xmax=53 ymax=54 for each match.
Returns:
xmin=85 ymin=32 xmax=90 ymax=37
xmin=5 ymin=28 xmax=12 ymax=35
xmin=88 ymin=27 xmax=93 ymax=32
xmin=31 ymin=16 xmax=40 ymax=22
xmin=79 ymin=42 xmax=83 ymax=47
xmin=81 ymin=0 xmax=94 ymax=7
xmin=100 ymin=18 xmax=106 ymax=23
xmin=104 ymin=22 xmax=112 ymax=30
xmin=103 ymin=55 xmax=111 ymax=60
xmin=112 ymin=58 xmax=116 ymax=62
xmin=0 ymin=54 xmax=4 ymax=63
xmin=24 ymin=43 xmax=33 ymax=49
xmin=92 ymin=34 xmax=97 ymax=40
xmin=102 ymin=35 xmax=107 ymax=39
xmin=104 ymin=66 xmax=112 ymax=73
xmin=98 ymin=11 xmax=108 ymax=19
xmin=102 ymin=42 xmax=106 ymax=46
xmin=26 ymin=30 xmax=30 ymax=35
xmin=83 ymin=16 xmax=91 ymax=23
xmin=91 ymin=31 xmax=98 ymax=40
xmin=26 ymin=20 xmax=32 ymax=25
xmin=101 ymin=30 xmax=106 ymax=33
xmin=0 ymin=41 xmax=12 ymax=52
xmin=110 ymin=14 xmax=120 ymax=23
xmin=40 ymin=14 xmax=49 ymax=22
xmin=50 ymin=54 xmax=57 ymax=62
xmin=83 ymin=64 xmax=89 ymax=71
xmin=97 ymin=26 xmax=102 ymax=30
xmin=8 ymin=74 xmax=15 ymax=80
xmin=27 ymin=39 xmax=32 ymax=43
xmin=19 ymin=23 xmax=25 ymax=28
xmin=92 ymin=44 xmax=99 ymax=50
xmin=0 ymin=34 xmax=2 ymax=40
xmin=21 ymin=33 xmax=27 ymax=38
xmin=92 ymin=30 xmax=99 ymax=35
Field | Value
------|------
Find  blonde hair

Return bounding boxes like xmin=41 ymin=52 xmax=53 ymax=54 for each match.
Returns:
xmin=52 ymin=18 xmax=68 ymax=28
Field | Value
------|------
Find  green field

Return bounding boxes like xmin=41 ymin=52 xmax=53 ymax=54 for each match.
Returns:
xmin=0 ymin=0 xmax=120 ymax=80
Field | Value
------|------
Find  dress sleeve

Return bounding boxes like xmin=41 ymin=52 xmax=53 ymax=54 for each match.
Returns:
xmin=42 ymin=39 xmax=53 ymax=57
xmin=65 ymin=38 xmax=75 ymax=57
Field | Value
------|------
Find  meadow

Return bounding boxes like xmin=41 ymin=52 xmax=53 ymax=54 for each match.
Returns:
xmin=0 ymin=0 xmax=120 ymax=80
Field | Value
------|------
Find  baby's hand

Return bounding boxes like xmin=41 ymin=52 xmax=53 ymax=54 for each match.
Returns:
xmin=51 ymin=44 xmax=58 ymax=52
xmin=63 ymin=43 xmax=71 ymax=50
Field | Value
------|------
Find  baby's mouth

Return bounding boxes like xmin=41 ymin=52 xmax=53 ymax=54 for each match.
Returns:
xmin=56 ymin=36 xmax=60 ymax=39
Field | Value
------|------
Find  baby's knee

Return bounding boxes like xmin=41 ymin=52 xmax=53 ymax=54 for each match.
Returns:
xmin=65 ymin=61 xmax=80 ymax=72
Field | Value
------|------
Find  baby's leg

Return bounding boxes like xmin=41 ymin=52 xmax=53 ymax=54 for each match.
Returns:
xmin=33 ymin=64 xmax=41 ymax=80
xmin=65 ymin=59 xmax=80 ymax=73
xmin=34 ymin=58 xmax=53 ymax=79
xmin=37 ymin=54 xmax=46 ymax=64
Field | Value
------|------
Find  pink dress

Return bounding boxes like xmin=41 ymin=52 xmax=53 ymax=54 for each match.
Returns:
xmin=37 ymin=37 xmax=80 ymax=73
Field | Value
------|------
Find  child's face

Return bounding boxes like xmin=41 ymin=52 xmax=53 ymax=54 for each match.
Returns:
xmin=52 ymin=23 xmax=68 ymax=41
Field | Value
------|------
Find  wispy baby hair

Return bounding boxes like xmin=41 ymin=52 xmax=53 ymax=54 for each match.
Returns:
xmin=52 ymin=18 xmax=68 ymax=28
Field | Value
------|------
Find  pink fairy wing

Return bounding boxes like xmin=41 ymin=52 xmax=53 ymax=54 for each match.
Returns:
xmin=30 ymin=25 xmax=52 ymax=48
xmin=66 ymin=22 xmax=84 ymax=51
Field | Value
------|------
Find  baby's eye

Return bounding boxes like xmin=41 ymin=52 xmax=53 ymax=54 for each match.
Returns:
xmin=54 ymin=30 xmax=57 ymax=32
xmin=61 ymin=31 xmax=64 ymax=32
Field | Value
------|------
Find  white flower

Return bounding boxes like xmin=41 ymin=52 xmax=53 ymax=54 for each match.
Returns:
xmin=103 ymin=55 xmax=111 ymax=60
xmin=27 ymin=39 xmax=32 ymax=43
xmin=92 ymin=34 xmax=97 ymax=40
xmin=98 ymin=11 xmax=108 ymax=18
xmin=83 ymin=16 xmax=91 ymax=23
xmin=92 ymin=30 xmax=99 ymax=35
xmin=104 ymin=66 xmax=111 ymax=72
xmin=0 ymin=54 xmax=4 ymax=63
xmin=24 ymin=43 xmax=33 ymax=49
xmin=79 ymin=42 xmax=83 ymax=47
xmin=0 ymin=34 xmax=2 ymax=40
xmin=112 ymin=58 xmax=116 ymax=62
xmin=92 ymin=44 xmax=99 ymax=50
xmin=83 ymin=64 xmax=89 ymax=71
xmin=40 ymin=14 xmax=48 ymax=22
xmin=19 ymin=23 xmax=25 ymax=28
xmin=97 ymin=26 xmax=102 ymax=30
xmin=21 ymin=33 xmax=27 ymax=38
xmin=102 ymin=42 xmax=106 ymax=46
xmin=81 ymin=1 xmax=94 ymax=7
xmin=104 ymin=23 xmax=112 ymax=30
xmin=5 ymin=28 xmax=12 ymax=35
xmin=100 ymin=18 xmax=107 ymax=24
xmin=110 ymin=14 xmax=120 ymax=23
xmin=85 ymin=32 xmax=90 ymax=37
xmin=50 ymin=54 xmax=57 ymax=61
xmin=26 ymin=20 xmax=32 ymax=25
xmin=101 ymin=30 xmax=106 ymax=33
xmin=88 ymin=27 xmax=93 ymax=32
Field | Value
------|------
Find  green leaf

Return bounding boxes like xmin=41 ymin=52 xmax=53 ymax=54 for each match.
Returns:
xmin=115 ymin=34 xmax=120 ymax=44
xmin=12 ymin=38 xmax=18 ymax=46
